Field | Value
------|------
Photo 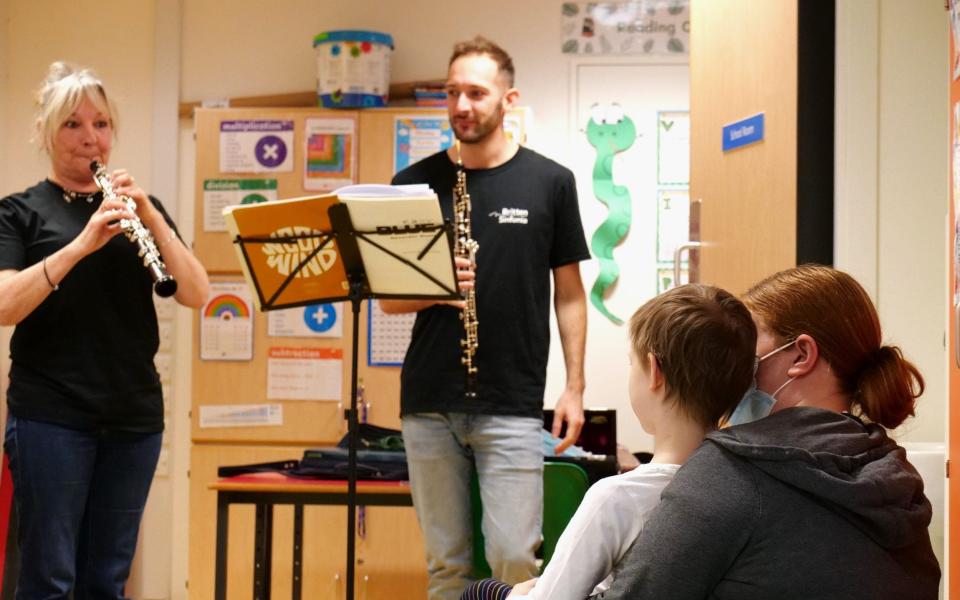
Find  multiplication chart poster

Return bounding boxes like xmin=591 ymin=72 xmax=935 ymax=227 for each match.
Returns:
xmin=219 ymin=120 xmax=294 ymax=173
xmin=367 ymin=299 xmax=415 ymax=366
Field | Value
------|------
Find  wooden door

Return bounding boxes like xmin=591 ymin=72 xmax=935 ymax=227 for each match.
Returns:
xmin=690 ymin=0 xmax=798 ymax=293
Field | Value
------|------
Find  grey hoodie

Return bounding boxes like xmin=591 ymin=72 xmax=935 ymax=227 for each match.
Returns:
xmin=598 ymin=407 xmax=941 ymax=600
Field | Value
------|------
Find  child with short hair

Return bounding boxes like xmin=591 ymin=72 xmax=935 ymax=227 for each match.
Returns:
xmin=460 ymin=284 xmax=757 ymax=600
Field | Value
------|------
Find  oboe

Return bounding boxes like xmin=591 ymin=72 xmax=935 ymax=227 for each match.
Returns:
xmin=453 ymin=153 xmax=479 ymax=399
xmin=90 ymin=162 xmax=178 ymax=298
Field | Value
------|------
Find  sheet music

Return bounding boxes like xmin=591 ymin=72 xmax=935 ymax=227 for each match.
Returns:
xmin=339 ymin=190 xmax=458 ymax=297
xmin=335 ymin=183 xmax=433 ymax=197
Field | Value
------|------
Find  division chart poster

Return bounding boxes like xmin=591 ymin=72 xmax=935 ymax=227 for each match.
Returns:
xmin=202 ymin=178 xmax=277 ymax=232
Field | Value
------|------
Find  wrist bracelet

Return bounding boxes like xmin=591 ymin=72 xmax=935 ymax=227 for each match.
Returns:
xmin=42 ymin=256 xmax=59 ymax=291
xmin=157 ymin=231 xmax=178 ymax=248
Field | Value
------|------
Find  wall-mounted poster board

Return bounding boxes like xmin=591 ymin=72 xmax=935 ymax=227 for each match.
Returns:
xmin=191 ymin=107 xmax=446 ymax=445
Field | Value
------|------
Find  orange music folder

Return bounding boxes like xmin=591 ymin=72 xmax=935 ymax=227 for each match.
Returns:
xmin=224 ymin=193 xmax=349 ymax=310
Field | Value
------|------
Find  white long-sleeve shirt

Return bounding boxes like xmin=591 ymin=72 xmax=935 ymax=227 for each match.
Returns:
xmin=512 ymin=462 xmax=679 ymax=600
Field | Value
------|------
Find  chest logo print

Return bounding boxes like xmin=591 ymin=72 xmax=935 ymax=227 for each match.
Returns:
xmin=488 ymin=207 xmax=529 ymax=225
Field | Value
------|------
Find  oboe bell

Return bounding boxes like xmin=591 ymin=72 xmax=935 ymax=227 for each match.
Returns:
xmin=90 ymin=161 xmax=178 ymax=298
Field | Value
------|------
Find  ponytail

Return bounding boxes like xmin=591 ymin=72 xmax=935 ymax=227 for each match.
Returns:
xmin=854 ymin=345 xmax=924 ymax=430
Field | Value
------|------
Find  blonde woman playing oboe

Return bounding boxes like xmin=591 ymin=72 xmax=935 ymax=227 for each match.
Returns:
xmin=0 ymin=62 xmax=207 ymax=599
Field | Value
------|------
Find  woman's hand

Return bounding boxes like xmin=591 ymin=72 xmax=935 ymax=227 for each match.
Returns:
xmin=108 ymin=169 xmax=159 ymax=222
xmin=69 ymin=196 xmax=133 ymax=257
xmin=105 ymin=168 xmax=211 ymax=308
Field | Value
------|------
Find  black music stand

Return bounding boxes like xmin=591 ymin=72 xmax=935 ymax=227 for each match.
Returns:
xmin=232 ymin=199 xmax=458 ymax=600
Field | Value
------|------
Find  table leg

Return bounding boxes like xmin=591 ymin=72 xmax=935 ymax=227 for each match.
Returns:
xmin=254 ymin=502 xmax=274 ymax=599
xmin=292 ymin=504 xmax=303 ymax=600
xmin=215 ymin=493 xmax=229 ymax=600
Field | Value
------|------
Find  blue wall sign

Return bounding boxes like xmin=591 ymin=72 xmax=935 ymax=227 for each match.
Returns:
xmin=722 ymin=113 xmax=765 ymax=152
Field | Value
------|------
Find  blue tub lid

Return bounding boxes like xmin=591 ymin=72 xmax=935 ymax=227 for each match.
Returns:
xmin=313 ymin=30 xmax=394 ymax=49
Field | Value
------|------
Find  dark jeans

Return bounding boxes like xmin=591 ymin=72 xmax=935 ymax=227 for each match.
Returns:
xmin=4 ymin=416 xmax=161 ymax=600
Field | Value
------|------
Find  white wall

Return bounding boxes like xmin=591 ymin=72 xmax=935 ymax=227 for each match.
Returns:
xmin=876 ymin=0 xmax=948 ymax=445
xmin=179 ymin=0 xmax=572 ymax=164
xmin=3 ymin=0 xmax=157 ymax=195
xmin=835 ymin=0 xmax=948 ymax=445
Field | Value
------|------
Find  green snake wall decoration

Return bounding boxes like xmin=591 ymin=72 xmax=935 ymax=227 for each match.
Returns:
xmin=586 ymin=104 xmax=636 ymax=325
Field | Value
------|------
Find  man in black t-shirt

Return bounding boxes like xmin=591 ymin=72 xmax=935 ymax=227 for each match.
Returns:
xmin=380 ymin=37 xmax=589 ymax=599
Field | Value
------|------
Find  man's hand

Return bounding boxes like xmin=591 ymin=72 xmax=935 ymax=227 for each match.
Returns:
xmin=551 ymin=388 xmax=584 ymax=454
xmin=444 ymin=256 xmax=475 ymax=309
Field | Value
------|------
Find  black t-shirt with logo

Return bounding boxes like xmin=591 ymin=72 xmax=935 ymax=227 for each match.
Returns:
xmin=391 ymin=147 xmax=589 ymax=418
xmin=0 ymin=180 xmax=177 ymax=433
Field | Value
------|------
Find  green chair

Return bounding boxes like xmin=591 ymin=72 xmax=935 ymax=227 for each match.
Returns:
xmin=471 ymin=461 xmax=591 ymax=579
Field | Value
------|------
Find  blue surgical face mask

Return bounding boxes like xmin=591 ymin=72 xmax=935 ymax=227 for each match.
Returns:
xmin=727 ymin=339 xmax=797 ymax=426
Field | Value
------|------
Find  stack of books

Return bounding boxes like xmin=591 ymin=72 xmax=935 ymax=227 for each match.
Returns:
xmin=414 ymin=87 xmax=446 ymax=107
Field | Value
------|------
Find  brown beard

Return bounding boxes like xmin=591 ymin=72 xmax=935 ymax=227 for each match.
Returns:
xmin=453 ymin=101 xmax=504 ymax=144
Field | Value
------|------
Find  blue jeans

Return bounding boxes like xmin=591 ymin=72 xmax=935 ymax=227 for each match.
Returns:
xmin=4 ymin=416 xmax=161 ymax=600
xmin=402 ymin=413 xmax=543 ymax=600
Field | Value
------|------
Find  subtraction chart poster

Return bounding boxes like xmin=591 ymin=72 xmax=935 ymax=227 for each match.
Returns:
xmin=201 ymin=281 xmax=254 ymax=360
xmin=303 ymin=117 xmax=357 ymax=191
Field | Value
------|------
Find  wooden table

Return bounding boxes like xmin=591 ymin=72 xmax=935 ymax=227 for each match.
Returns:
xmin=210 ymin=473 xmax=413 ymax=600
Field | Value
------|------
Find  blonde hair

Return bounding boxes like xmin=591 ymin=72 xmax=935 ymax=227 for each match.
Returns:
xmin=34 ymin=61 xmax=117 ymax=153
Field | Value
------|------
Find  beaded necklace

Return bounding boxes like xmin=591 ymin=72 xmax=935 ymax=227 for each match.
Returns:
xmin=49 ymin=179 xmax=99 ymax=204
